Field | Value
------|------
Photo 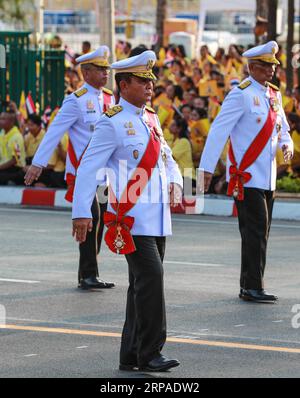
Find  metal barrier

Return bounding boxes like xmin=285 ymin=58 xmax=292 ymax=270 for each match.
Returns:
xmin=0 ymin=31 xmax=65 ymax=113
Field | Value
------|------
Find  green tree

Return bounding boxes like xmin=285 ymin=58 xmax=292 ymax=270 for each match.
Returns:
xmin=154 ymin=0 xmax=167 ymax=54
xmin=0 ymin=0 xmax=34 ymax=29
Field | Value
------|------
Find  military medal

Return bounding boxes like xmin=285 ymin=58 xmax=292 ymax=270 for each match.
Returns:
xmin=276 ymin=123 xmax=282 ymax=140
xmin=114 ymin=226 xmax=125 ymax=254
xmin=269 ymin=97 xmax=279 ymax=112
xmin=256 ymin=117 xmax=261 ymax=124
xmin=253 ymin=96 xmax=260 ymax=106
xmin=233 ymin=183 xmax=239 ymax=199
xmin=161 ymin=150 xmax=167 ymax=165
xmin=133 ymin=149 xmax=139 ymax=160
xmin=127 ymin=129 xmax=136 ymax=135
xmin=86 ymin=100 xmax=96 ymax=113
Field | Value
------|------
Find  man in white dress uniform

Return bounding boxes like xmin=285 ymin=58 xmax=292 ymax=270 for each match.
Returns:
xmin=72 ymin=51 xmax=183 ymax=371
xmin=199 ymin=41 xmax=293 ymax=303
xmin=24 ymin=46 xmax=115 ymax=290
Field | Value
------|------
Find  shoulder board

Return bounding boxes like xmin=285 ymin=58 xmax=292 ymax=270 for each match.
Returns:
xmin=74 ymin=87 xmax=88 ymax=97
xmin=145 ymin=105 xmax=156 ymax=113
xmin=102 ymin=87 xmax=113 ymax=95
xmin=267 ymin=82 xmax=279 ymax=91
xmin=238 ymin=80 xmax=251 ymax=90
xmin=105 ymin=105 xmax=123 ymax=118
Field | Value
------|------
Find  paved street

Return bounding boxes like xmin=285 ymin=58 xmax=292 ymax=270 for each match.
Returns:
xmin=0 ymin=205 xmax=300 ymax=378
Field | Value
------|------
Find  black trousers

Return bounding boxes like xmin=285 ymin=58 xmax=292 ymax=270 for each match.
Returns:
xmin=120 ymin=236 xmax=167 ymax=367
xmin=234 ymin=188 xmax=275 ymax=290
xmin=0 ymin=167 xmax=24 ymax=185
xmin=78 ymin=192 xmax=107 ymax=282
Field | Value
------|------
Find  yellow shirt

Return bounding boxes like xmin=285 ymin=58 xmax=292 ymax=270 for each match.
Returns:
xmin=291 ymin=130 xmax=300 ymax=168
xmin=163 ymin=127 xmax=174 ymax=147
xmin=171 ymin=137 xmax=196 ymax=179
xmin=0 ymin=126 xmax=26 ymax=168
xmin=24 ymin=129 xmax=46 ymax=158
xmin=48 ymin=133 xmax=68 ymax=172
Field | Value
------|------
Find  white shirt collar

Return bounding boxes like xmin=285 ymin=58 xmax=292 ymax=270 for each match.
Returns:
xmin=119 ymin=97 xmax=145 ymax=115
xmin=84 ymin=82 xmax=103 ymax=96
xmin=249 ymin=75 xmax=268 ymax=92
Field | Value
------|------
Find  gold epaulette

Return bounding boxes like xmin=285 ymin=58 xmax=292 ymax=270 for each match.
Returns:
xmin=238 ymin=80 xmax=251 ymax=90
xmin=74 ymin=87 xmax=88 ymax=97
xmin=145 ymin=105 xmax=156 ymax=113
xmin=102 ymin=87 xmax=113 ymax=95
xmin=267 ymin=82 xmax=279 ymax=91
xmin=105 ymin=105 xmax=123 ymax=118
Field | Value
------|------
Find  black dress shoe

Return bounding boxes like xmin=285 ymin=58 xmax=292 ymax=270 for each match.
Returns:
xmin=139 ymin=355 xmax=180 ymax=372
xmin=79 ymin=276 xmax=115 ymax=290
xmin=240 ymin=289 xmax=278 ymax=303
xmin=119 ymin=363 xmax=138 ymax=371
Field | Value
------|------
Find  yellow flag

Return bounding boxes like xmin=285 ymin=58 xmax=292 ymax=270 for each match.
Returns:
xmin=19 ymin=91 xmax=28 ymax=120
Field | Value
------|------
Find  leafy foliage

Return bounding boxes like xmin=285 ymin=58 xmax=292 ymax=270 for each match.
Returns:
xmin=276 ymin=176 xmax=300 ymax=193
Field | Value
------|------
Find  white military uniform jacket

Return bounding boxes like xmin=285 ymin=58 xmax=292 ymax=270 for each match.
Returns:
xmin=72 ymin=97 xmax=183 ymax=237
xmin=199 ymin=76 xmax=293 ymax=191
xmin=32 ymin=82 xmax=115 ymax=176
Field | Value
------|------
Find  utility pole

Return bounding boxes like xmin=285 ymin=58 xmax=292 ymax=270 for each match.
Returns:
xmin=154 ymin=0 xmax=167 ymax=54
xmin=286 ymin=0 xmax=294 ymax=92
xmin=267 ymin=0 xmax=278 ymax=41
xmin=97 ymin=0 xmax=115 ymax=89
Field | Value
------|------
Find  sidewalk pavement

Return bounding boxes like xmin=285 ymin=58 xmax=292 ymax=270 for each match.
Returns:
xmin=0 ymin=186 xmax=299 ymax=220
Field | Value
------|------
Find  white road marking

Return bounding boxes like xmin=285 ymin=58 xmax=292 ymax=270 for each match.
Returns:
xmin=76 ymin=346 xmax=88 ymax=349
xmin=110 ymin=257 xmax=224 ymax=267
xmin=272 ymin=320 xmax=283 ymax=323
xmin=0 ymin=278 xmax=40 ymax=284
xmin=172 ymin=217 xmax=300 ymax=230
xmin=234 ymin=324 xmax=245 ymax=328
xmin=24 ymin=354 xmax=38 ymax=357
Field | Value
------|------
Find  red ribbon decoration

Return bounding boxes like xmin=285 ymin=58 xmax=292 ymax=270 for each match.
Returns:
xmin=103 ymin=211 xmax=135 ymax=255
xmin=103 ymin=110 xmax=161 ymax=255
xmin=65 ymin=172 xmax=76 ymax=202
xmin=227 ymin=88 xmax=277 ymax=201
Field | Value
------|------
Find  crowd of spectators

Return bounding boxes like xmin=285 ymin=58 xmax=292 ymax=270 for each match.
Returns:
xmin=1 ymin=39 xmax=300 ymax=192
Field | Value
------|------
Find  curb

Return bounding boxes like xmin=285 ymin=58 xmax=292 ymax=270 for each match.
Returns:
xmin=0 ymin=186 xmax=299 ymax=221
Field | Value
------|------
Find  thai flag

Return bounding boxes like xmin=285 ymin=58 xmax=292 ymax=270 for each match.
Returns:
xmin=42 ymin=105 xmax=52 ymax=128
xmin=26 ymin=93 xmax=36 ymax=115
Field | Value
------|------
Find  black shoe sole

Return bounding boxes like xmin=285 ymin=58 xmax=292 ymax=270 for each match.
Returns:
xmin=119 ymin=364 xmax=138 ymax=371
xmin=240 ymin=295 xmax=277 ymax=304
xmin=139 ymin=361 xmax=180 ymax=372
xmin=78 ymin=284 xmax=115 ymax=290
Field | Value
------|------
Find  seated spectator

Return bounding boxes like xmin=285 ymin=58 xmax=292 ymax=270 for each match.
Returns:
xmin=193 ymin=96 xmax=208 ymax=111
xmin=207 ymin=144 xmax=228 ymax=195
xmin=180 ymin=104 xmax=193 ymax=127
xmin=0 ymin=111 xmax=26 ymax=185
xmin=182 ymin=89 xmax=197 ymax=107
xmin=46 ymin=133 xmax=68 ymax=188
xmin=189 ymin=107 xmax=210 ymax=167
xmin=288 ymin=113 xmax=300 ymax=176
xmin=24 ymin=114 xmax=46 ymax=165
xmin=276 ymin=147 xmax=291 ymax=179
xmin=169 ymin=118 xmax=196 ymax=189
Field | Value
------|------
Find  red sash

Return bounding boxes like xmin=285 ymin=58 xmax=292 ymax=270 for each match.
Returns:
xmin=227 ymin=88 xmax=277 ymax=201
xmin=65 ymin=91 xmax=113 ymax=202
xmin=103 ymin=110 xmax=161 ymax=255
